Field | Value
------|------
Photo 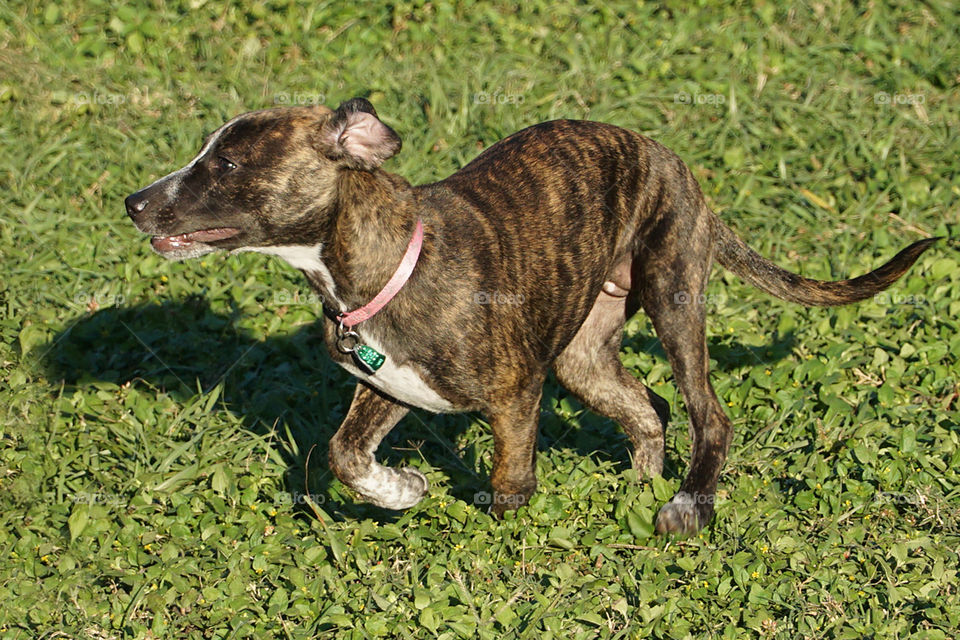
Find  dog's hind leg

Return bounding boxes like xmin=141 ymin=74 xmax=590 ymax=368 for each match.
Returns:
xmin=328 ymin=383 xmax=429 ymax=510
xmin=636 ymin=221 xmax=733 ymax=535
xmin=553 ymin=290 xmax=668 ymax=477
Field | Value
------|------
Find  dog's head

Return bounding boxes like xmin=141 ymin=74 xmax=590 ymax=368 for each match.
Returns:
xmin=125 ymin=98 xmax=401 ymax=260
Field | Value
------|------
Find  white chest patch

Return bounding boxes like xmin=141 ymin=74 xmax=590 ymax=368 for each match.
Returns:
xmin=237 ymin=244 xmax=341 ymax=304
xmin=238 ymin=244 xmax=454 ymax=412
xmin=248 ymin=244 xmax=325 ymax=271
xmin=337 ymin=333 xmax=457 ymax=413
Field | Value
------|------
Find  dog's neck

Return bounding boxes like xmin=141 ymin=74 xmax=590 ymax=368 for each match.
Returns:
xmin=311 ymin=169 xmax=418 ymax=313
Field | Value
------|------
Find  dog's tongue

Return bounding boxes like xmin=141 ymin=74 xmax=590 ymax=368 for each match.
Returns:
xmin=151 ymin=228 xmax=240 ymax=252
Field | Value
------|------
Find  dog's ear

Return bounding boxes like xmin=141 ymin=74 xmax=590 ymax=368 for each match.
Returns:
xmin=316 ymin=98 xmax=402 ymax=170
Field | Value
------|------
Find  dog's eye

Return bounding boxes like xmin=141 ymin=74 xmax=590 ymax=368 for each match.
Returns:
xmin=216 ymin=156 xmax=237 ymax=172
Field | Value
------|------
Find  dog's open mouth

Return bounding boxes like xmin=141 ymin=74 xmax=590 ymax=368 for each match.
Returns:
xmin=150 ymin=228 xmax=241 ymax=254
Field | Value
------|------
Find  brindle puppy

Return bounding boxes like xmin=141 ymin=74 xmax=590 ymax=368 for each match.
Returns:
xmin=126 ymin=98 xmax=935 ymax=534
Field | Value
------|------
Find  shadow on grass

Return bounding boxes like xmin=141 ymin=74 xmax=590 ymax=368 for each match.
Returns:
xmin=38 ymin=297 xmax=796 ymax=520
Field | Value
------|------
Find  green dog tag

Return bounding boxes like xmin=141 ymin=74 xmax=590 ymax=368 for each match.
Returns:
xmin=354 ymin=344 xmax=386 ymax=374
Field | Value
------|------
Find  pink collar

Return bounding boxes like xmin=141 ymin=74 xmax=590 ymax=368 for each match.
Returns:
xmin=336 ymin=218 xmax=424 ymax=330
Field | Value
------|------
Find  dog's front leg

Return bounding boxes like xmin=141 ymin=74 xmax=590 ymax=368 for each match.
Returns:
xmin=328 ymin=383 xmax=429 ymax=510
xmin=486 ymin=385 xmax=543 ymax=517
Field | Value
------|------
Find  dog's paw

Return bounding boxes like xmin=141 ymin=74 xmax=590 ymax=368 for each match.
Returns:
xmin=655 ymin=492 xmax=713 ymax=536
xmin=355 ymin=465 xmax=429 ymax=510
xmin=394 ymin=467 xmax=430 ymax=507
xmin=488 ymin=487 xmax=534 ymax=519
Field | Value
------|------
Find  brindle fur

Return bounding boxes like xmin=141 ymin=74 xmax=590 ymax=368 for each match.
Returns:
xmin=126 ymin=99 xmax=935 ymax=534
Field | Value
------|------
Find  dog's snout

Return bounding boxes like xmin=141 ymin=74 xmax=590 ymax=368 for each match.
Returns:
xmin=125 ymin=191 xmax=150 ymax=217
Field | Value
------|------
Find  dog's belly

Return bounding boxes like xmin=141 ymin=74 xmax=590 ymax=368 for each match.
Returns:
xmin=336 ymin=334 xmax=458 ymax=413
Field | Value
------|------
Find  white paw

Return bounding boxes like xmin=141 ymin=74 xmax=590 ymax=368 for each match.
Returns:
xmin=353 ymin=465 xmax=429 ymax=510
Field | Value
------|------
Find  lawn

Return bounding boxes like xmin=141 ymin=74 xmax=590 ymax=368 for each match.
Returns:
xmin=1 ymin=1 xmax=959 ymax=638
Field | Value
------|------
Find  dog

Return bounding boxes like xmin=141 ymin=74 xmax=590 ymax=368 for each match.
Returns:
xmin=125 ymin=98 xmax=936 ymax=534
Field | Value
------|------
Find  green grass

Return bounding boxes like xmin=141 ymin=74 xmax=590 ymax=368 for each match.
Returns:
xmin=2 ymin=0 xmax=959 ymax=638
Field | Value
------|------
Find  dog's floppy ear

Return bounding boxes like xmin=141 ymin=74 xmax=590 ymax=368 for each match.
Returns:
xmin=316 ymin=98 xmax=402 ymax=170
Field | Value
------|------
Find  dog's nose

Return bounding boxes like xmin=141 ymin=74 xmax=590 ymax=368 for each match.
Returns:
xmin=125 ymin=191 xmax=150 ymax=217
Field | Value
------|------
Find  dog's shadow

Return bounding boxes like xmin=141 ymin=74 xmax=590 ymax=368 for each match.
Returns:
xmin=39 ymin=298 xmax=794 ymax=521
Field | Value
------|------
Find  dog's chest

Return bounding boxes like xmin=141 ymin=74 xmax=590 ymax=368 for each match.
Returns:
xmin=257 ymin=249 xmax=454 ymax=412
xmin=331 ymin=331 xmax=457 ymax=413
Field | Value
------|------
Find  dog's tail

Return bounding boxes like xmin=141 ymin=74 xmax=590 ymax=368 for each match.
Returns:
xmin=711 ymin=215 xmax=938 ymax=307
